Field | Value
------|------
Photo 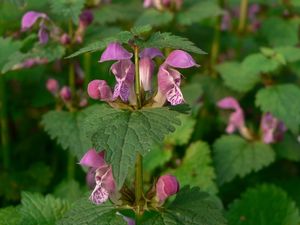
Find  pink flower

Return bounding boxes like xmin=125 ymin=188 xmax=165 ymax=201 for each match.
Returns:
xmin=80 ymin=149 xmax=116 ymax=205
xmin=144 ymin=0 xmax=183 ymax=10
xmin=87 ymin=80 xmax=113 ymax=101
xmin=260 ymin=113 xmax=287 ymax=144
xmin=60 ymin=86 xmax=72 ymax=102
xmin=46 ymin=78 xmax=59 ymax=94
xmin=99 ymin=42 xmax=133 ymax=63
xmin=156 ymin=174 xmax=180 ymax=204
xmin=217 ymin=97 xmax=245 ymax=134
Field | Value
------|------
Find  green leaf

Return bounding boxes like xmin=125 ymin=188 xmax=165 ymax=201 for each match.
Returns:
xmin=173 ymin=141 xmax=218 ymax=194
xmin=274 ymin=133 xmax=300 ymax=162
xmin=144 ymin=186 xmax=226 ymax=225
xmin=57 ymin=198 xmax=126 ymax=225
xmin=66 ymin=31 xmax=132 ymax=58
xmin=213 ymin=135 xmax=275 ymax=185
xmin=20 ymin=192 xmax=70 ymax=225
xmin=50 ymin=0 xmax=85 ymax=24
xmin=0 ymin=37 xmax=21 ymax=73
xmin=84 ymin=104 xmax=181 ymax=189
xmin=54 ymin=179 xmax=84 ymax=203
xmin=142 ymin=32 xmax=206 ymax=54
xmin=42 ymin=109 xmax=92 ymax=159
xmin=135 ymin=9 xmax=174 ymax=27
xmin=227 ymin=184 xmax=300 ymax=225
xmin=261 ymin=17 xmax=299 ymax=46
xmin=0 ymin=206 xmax=21 ymax=225
xmin=273 ymin=46 xmax=300 ymax=63
xmin=143 ymin=145 xmax=172 ymax=173
xmin=177 ymin=1 xmax=223 ymax=25
xmin=256 ymin=84 xmax=300 ymax=134
xmin=165 ymin=114 xmax=196 ymax=145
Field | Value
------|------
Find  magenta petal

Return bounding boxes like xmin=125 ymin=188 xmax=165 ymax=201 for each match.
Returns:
xmin=217 ymin=97 xmax=241 ymax=111
xmin=139 ymin=57 xmax=154 ymax=91
xmin=80 ymin=149 xmax=106 ymax=168
xmin=79 ymin=10 xmax=94 ymax=27
xmin=89 ymin=184 xmax=109 ymax=205
xmin=143 ymin=0 xmax=153 ymax=8
xmin=156 ymin=174 xmax=179 ymax=203
xmin=38 ymin=25 xmax=49 ymax=44
xmin=99 ymin=42 xmax=133 ymax=62
xmin=87 ymin=80 xmax=112 ymax=101
xmin=110 ymin=60 xmax=135 ymax=83
xmin=21 ymin=11 xmax=48 ymax=31
xmin=165 ymin=50 xmax=199 ymax=68
xmin=140 ymin=48 xmax=164 ymax=59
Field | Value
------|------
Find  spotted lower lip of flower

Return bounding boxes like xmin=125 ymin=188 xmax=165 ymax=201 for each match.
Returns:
xmin=80 ymin=149 xmax=116 ymax=205
xmin=260 ymin=112 xmax=287 ymax=144
xmin=21 ymin=11 xmax=48 ymax=31
xmin=217 ymin=97 xmax=245 ymax=134
xmin=99 ymin=42 xmax=133 ymax=63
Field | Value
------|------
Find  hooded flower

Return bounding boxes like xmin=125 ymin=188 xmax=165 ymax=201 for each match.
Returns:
xmin=217 ymin=97 xmax=245 ymax=134
xmin=260 ymin=113 xmax=287 ymax=144
xmin=87 ymin=79 xmax=113 ymax=101
xmin=154 ymin=50 xmax=198 ymax=106
xmin=139 ymin=48 xmax=164 ymax=91
xmin=80 ymin=149 xmax=116 ymax=205
xmin=99 ymin=42 xmax=133 ymax=63
xmin=21 ymin=11 xmax=49 ymax=44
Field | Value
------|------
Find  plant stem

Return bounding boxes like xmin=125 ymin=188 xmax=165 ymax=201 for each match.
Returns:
xmin=68 ymin=62 xmax=76 ymax=98
xmin=83 ymin=53 xmax=91 ymax=89
xmin=238 ymin=0 xmax=248 ymax=34
xmin=0 ymin=75 xmax=10 ymax=170
xmin=210 ymin=0 xmax=224 ymax=74
xmin=133 ymin=46 xmax=144 ymax=224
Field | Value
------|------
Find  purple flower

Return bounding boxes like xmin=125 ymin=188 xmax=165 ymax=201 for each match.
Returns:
xmin=99 ymin=42 xmax=133 ymax=63
xmin=21 ymin=11 xmax=49 ymax=44
xmin=139 ymin=48 xmax=163 ymax=92
xmin=217 ymin=97 xmax=245 ymax=134
xmin=60 ymin=33 xmax=71 ymax=45
xmin=154 ymin=50 xmax=198 ymax=106
xmin=46 ymin=78 xmax=59 ymax=94
xmin=260 ymin=113 xmax=287 ymax=144
xmin=87 ymin=80 xmax=113 ymax=101
xmin=79 ymin=10 xmax=94 ymax=27
xmin=123 ymin=217 xmax=135 ymax=225
xmin=60 ymin=86 xmax=72 ymax=102
xmin=156 ymin=174 xmax=179 ymax=204
xmin=80 ymin=149 xmax=116 ymax=205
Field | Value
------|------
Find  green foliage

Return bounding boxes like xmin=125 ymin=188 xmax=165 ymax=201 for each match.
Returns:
xmin=20 ymin=192 xmax=70 ymax=225
xmin=261 ymin=17 xmax=299 ymax=46
xmin=273 ymin=133 xmax=300 ymax=162
xmin=165 ymin=114 xmax=196 ymax=145
xmin=143 ymin=186 xmax=226 ymax=225
xmin=217 ymin=53 xmax=282 ymax=92
xmin=172 ymin=141 xmax=218 ymax=194
xmin=177 ymin=1 xmax=224 ymax=25
xmin=256 ymin=84 xmax=300 ymax=134
xmin=42 ymin=109 xmax=92 ymax=159
xmin=0 ymin=206 xmax=21 ymax=225
xmin=213 ymin=135 xmax=275 ymax=185
xmin=54 ymin=179 xmax=84 ymax=203
xmin=141 ymin=32 xmax=206 ymax=54
xmin=135 ymin=9 xmax=174 ymax=27
xmin=57 ymin=198 xmax=126 ymax=225
xmin=50 ymin=0 xmax=85 ymax=24
xmin=0 ymin=37 xmax=21 ymax=73
xmin=84 ymin=104 xmax=182 ymax=189
xmin=227 ymin=184 xmax=300 ymax=225
xmin=143 ymin=145 xmax=172 ymax=173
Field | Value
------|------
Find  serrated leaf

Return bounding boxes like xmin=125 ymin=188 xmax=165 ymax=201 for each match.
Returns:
xmin=261 ymin=17 xmax=299 ymax=46
xmin=42 ymin=109 xmax=92 ymax=159
xmin=143 ymin=186 xmax=226 ymax=225
xmin=227 ymin=184 xmax=300 ymax=225
xmin=0 ymin=206 xmax=21 ymax=225
xmin=83 ymin=104 xmax=181 ymax=189
xmin=143 ymin=145 xmax=172 ymax=173
xmin=172 ymin=141 xmax=218 ymax=194
xmin=255 ymin=84 xmax=300 ymax=134
xmin=273 ymin=46 xmax=300 ymax=63
xmin=213 ymin=135 xmax=275 ymax=185
xmin=135 ymin=9 xmax=174 ymax=27
xmin=177 ymin=1 xmax=223 ymax=25
xmin=20 ymin=192 xmax=70 ymax=225
xmin=274 ymin=133 xmax=300 ymax=162
xmin=54 ymin=179 xmax=84 ymax=203
xmin=0 ymin=37 xmax=21 ymax=72
xmin=165 ymin=114 xmax=196 ymax=145
xmin=66 ymin=31 xmax=132 ymax=58
xmin=57 ymin=198 xmax=126 ymax=225
xmin=130 ymin=25 xmax=152 ymax=36
xmin=142 ymin=32 xmax=206 ymax=54
xmin=50 ymin=0 xmax=85 ymax=24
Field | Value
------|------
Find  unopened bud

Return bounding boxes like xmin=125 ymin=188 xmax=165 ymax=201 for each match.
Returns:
xmin=87 ymin=80 xmax=112 ymax=101
xmin=46 ymin=78 xmax=59 ymax=94
xmin=156 ymin=174 xmax=179 ymax=203
xmin=60 ymin=86 xmax=72 ymax=102
xmin=60 ymin=33 xmax=71 ymax=45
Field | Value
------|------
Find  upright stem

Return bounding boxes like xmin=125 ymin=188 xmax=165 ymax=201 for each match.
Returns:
xmin=210 ymin=0 xmax=224 ymax=75
xmin=83 ymin=53 xmax=91 ymax=89
xmin=68 ymin=62 xmax=76 ymax=97
xmin=238 ymin=0 xmax=248 ymax=34
xmin=0 ymin=75 xmax=10 ymax=170
xmin=134 ymin=46 xmax=144 ymax=224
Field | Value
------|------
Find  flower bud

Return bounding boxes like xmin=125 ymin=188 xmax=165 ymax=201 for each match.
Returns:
xmin=60 ymin=33 xmax=71 ymax=45
xmin=87 ymin=80 xmax=112 ymax=101
xmin=46 ymin=78 xmax=59 ymax=94
xmin=60 ymin=86 xmax=72 ymax=102
xmin=79 ymin=10 xmax=94 ymax=27
xmin=156 ymin=174 xmax=179 ymax=203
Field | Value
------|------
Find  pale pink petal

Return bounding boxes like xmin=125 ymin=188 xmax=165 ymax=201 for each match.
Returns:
xmin=99 ymin=43 xmax=133 ymax=62
xmin=21 ymin=11 xmax=48 ymax=31
xmin=140 ymin=48 xmax=164 ymax=59
xmin=165 ymin=50 xmax=199 ymax=68
xmin=79 ymin=149 xmax=106 ymax=169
